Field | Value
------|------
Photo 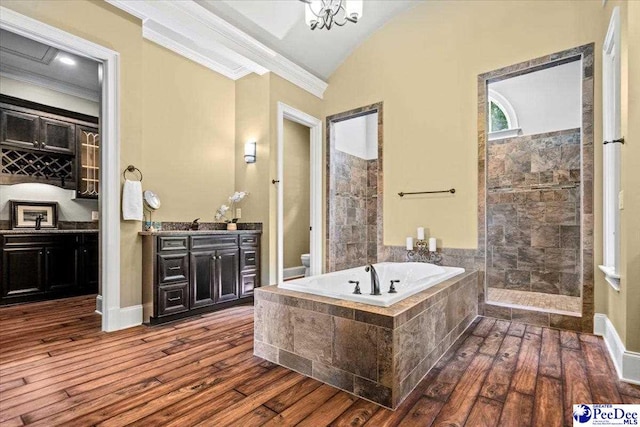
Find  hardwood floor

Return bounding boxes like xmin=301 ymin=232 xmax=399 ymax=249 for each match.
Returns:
xmin=0 ymin=296 xmax=638 ymax=426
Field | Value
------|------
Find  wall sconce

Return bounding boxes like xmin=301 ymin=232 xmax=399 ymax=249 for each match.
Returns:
xmin=244 ymin=141 xmax=257 ymax=164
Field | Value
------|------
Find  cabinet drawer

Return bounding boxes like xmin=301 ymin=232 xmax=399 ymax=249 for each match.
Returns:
xmin=240 ymin=248 xmax=259 ymax=272
xmin=158 ymin=236 xmax=188 ymax=251
xmin=157 ymin=282 xmax=189 ymax=317
xmin=157 ymin=252 xmax=188 ymax=284
xmin=2 ymin=234 xmax=76 ymax=247
xmin=191 ymin=235 xmax=238 ymax=250
xmin=240 ymin=272 xmax=258 ymax=297
xmin=239 ymin=234 xmax=259 ymax=247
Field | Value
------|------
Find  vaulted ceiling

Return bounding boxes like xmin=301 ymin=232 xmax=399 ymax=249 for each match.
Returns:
xmin=106 ymin=0 xmax=419 ymax=98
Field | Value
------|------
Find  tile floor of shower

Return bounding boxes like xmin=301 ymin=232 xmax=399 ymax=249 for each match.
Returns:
xmin=488 ymin=288 xmax=581 ymax=316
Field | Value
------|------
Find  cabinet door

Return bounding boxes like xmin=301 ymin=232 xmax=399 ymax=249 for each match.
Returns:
xmin=76 ymin=125 xmax=99 ymax=198
xmin=1 ymin=108 xmax=39 ymax=149
xmin=190 ymin=251 xmax=216 ymax=309
xmin=44 ymin=244 xmax=77 ymax=292
xmin=1 ymin=247 xmax=44 ymax=299
xmin=215 ymin=248 xmax=239 ymax=303
xmin=39 ymin=117 xmax=75 ymax=154
xmin=80 ymin=235 xmax=99 ymax=293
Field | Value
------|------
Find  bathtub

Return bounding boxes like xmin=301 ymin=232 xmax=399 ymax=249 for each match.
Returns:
xmin=279 ymin=262 xmax=465 ymax=307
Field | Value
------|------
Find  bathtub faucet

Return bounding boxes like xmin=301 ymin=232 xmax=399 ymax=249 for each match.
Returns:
xmin=364 ymin=264 xmax=382 ymax=296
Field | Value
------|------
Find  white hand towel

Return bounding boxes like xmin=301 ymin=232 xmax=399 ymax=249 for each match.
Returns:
xmin=122 ymin=179 xmax=143 ymax=221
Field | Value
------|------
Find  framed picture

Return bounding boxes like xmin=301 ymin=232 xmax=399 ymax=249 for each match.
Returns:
xmin=10 ymin=201 xmax=58 ymax=229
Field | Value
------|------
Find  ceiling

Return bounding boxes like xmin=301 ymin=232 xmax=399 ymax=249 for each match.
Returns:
xmin=195 ymin=0 xmax=419 ymax=80
xmin=0 ymin=29 xmax=100 ymax=102
xmin=106 ymin=0 xmax=419 ymax=98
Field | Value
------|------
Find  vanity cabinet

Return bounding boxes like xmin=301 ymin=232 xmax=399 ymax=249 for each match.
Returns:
xmin=0 ymin=232 xmax=99 ymax=305
xmin=142 ymin=231 xmax=260 ymax=324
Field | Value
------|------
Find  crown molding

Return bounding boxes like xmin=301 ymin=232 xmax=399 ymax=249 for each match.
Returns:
xmin=142 ymin=21 xmax=252 ymax=80
xmin=0 ymin=63 xmax=99 ymax=102
xmin=105 ymin=0 xmax=328 ymax=98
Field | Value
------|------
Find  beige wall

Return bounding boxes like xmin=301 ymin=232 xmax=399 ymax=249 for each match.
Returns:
xmin=283 ymin=119 xmax=310 ymax=269
xmin=235 ymin=73 xmax=270 ymax=285
xmin=141 ymin=41 xmax=235 ymax=222
xmin=323 ymin=0 xmax=609 ymax=250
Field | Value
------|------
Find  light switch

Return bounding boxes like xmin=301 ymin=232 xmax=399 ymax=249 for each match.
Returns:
xmin=235 ymin=208 xmax=242 ymax=219
xmin=92 ymin=211 xmax=99 ymax=221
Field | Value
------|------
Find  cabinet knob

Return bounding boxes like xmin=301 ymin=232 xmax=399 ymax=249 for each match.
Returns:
xmin=218 ymin=256 xmax=222 ymax=260
xmin=41 ymin=142 xmax=47 ymax=147
xmin=33 ymin=141 xmax=38 ymax=147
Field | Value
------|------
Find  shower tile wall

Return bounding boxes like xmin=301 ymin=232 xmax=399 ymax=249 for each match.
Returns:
xmin=329 ymin=150 xmax=378 ymax=272
xmin=486 ymin=128 xmax=582 ymax=299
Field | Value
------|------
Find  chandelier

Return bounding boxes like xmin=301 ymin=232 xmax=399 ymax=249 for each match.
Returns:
xmin=301 ymin=0 xmax=363 ymax=30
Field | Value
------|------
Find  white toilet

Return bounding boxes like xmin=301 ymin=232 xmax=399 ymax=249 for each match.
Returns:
xmin=301 ymin=253 xmax=311 ymax=277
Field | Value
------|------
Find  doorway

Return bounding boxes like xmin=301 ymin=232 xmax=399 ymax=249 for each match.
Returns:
xmin=275 ymin=102 xmax=322 ymax=286
xmin=0 ymin=6 xmax=121 ymax=331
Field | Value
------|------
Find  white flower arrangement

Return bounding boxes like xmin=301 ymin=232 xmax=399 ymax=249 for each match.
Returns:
xmin=215 ymin=191 xmax=248 ymax=223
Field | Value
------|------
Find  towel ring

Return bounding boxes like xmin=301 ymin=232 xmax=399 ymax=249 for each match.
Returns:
xmin=123 ymin=165 xmax=143 ymax=181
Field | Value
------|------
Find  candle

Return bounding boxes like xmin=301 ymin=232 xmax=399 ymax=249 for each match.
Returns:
xmin=417 ymin=227 xmax=425 ymax=240
xmin=406 ymin=237 xmax=414 ymax=250
xmin=429 ymin=237 xmax=437 ymax=252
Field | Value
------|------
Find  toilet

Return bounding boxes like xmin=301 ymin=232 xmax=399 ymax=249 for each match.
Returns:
xmin=301 ymin=253 xmax=310 ymax=277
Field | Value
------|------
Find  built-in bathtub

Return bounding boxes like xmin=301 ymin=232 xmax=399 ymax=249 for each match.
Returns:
xmin=254 ymin=263 xmax=479 ymax=409
xmin=279 ymin=262 xmax=465 ymax=307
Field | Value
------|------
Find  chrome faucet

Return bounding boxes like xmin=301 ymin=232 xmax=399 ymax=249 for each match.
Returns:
xmin=364 ymin=264 xmax=382 ymax=295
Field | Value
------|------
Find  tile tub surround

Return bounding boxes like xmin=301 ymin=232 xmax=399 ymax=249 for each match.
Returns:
xmin=477 ymin=44 xmax=594 ymax=333
xmin=254 ymin=270 xmax=478 ymax=409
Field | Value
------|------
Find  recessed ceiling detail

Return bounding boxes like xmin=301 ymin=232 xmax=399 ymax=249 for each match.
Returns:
xmin=0 ymin=29 xmax=100 ymax=102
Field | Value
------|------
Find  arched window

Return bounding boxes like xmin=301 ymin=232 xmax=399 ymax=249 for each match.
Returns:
xmin=490 ymin=100 xmax=510 ymax=132
xmin=488 ymin=89 xmax=520 ymax=139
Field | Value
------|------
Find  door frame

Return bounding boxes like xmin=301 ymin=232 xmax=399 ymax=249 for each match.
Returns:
xmin=276 ymin=102 xmax=322 ymax=285
xmin=0 ymin=7 xmax=122 ymax=332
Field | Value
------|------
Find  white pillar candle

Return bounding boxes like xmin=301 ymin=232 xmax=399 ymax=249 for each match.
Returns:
xmin=429 ymin=237 xmax=437 ymax=252
xmin=406 ymin=237 xmax=414 ymax=250
xmin=417 ymin=227 xmax=425 ymax=240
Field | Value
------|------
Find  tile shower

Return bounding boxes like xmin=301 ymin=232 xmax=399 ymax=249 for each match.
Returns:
xmin=486 ymin=128 xmax=582 ymax=314
xmin=328 ymin=150 xmax=378 ymax=272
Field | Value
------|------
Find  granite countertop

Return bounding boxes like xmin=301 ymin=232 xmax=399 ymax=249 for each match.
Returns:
xmin=139 ymin=229 xmax=262 ymax=236
xmin=0 ymin=229 xmax=99 ymax=235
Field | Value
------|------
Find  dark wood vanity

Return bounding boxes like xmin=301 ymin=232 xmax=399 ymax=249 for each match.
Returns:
xmin=141 ymin=230 xmax=261 ymax=324
xmin=0 ymin=231 xmax=99 ymax=305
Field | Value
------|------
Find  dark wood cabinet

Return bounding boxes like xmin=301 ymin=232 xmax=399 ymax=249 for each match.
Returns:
xmin=0 ymin=109 xmax=39 ymax=149
xmin=44 ymin=240 xmax=77 ymax=292
xmin=1 ymin=246 xmax=44 ymax=299
xmin=0 ymin=232 xmax=98 ymax=305
xmin=39 ymin=117 xmax=75 ymax=154
xmin=142 ymin=231 xmax=260 ymax=324
xmin=1 ymin=96 xmax=99 ymax=191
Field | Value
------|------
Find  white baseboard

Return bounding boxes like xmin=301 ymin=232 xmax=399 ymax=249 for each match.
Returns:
xmin=97 ymin=297 xmax=143 ymax=331
xmin=594 ymin=313 xmax=640 ymax=385
xmin=95 ymin=294 xmax=103 ymax=315
xmin=117 ymin=305 xmax=143 ymax=330
xmin=284 ymin=266 xmax=305 ymax=279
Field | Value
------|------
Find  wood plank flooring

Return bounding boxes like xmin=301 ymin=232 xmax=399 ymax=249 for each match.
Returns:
xmin=1 ymin=296 xmax=638 ymax=426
